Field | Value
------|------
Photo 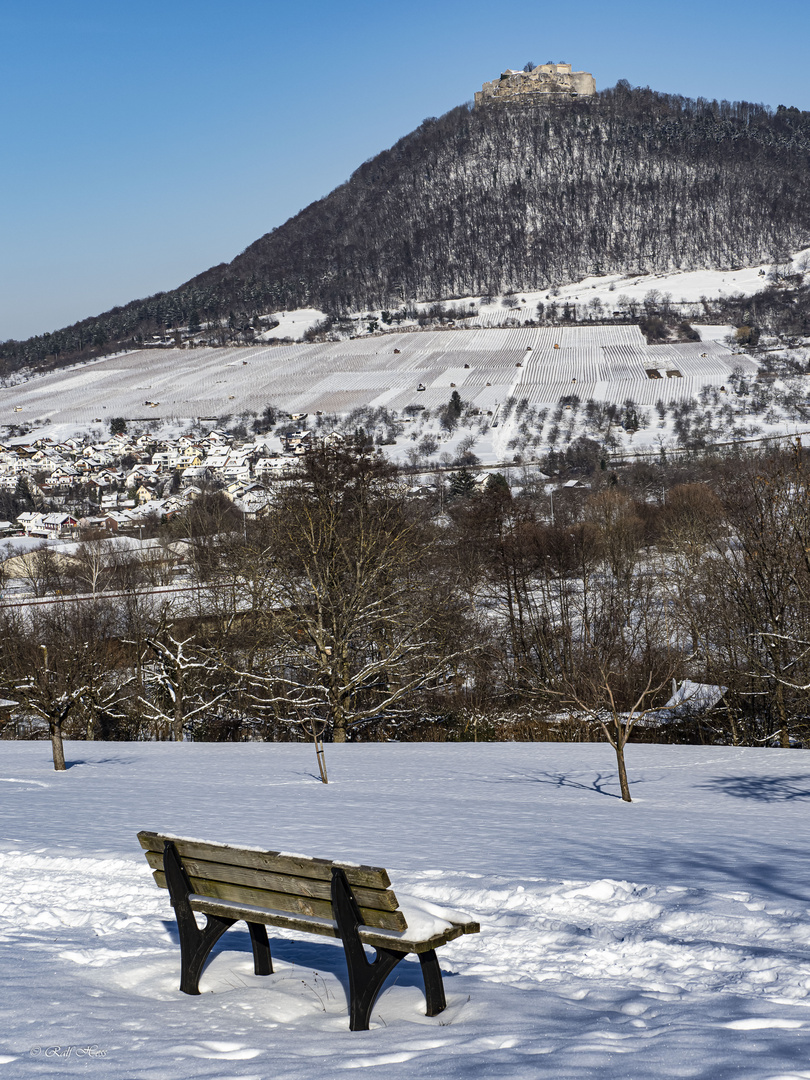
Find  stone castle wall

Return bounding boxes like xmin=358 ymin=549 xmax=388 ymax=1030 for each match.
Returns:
xmin=475 ymin=62 xmax=596 ymax=107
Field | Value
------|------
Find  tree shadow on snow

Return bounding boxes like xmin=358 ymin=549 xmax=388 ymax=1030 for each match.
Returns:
xmin=697 ymin=773 xmax=810 ymax=802
xmin=629 ymin=843 xmax=810 ymax=906
xmin=494 ymin=770 xmax=641 ymax=799
xmin=63 ymin=757 xmax=136 ymax=769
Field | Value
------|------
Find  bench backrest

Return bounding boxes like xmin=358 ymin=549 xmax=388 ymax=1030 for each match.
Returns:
xmin=137 ymin=830 xmax=407 ymax=932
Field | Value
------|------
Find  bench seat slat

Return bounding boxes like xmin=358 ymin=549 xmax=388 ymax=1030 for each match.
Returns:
xmin=144 ymin=851 xmax=401 ymax=913
xmin=152 ymin=870 xmax=407 ymax=931
xmin=189 ymin=895 xmax=479 ymax=955
xmin=138 ymin=831 xmax=391 ymax=890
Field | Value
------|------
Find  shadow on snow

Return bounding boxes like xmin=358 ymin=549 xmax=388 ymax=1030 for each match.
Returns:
xmin=160 ymin=921 xmax=442 ymax=1004
xmin=697 ymin=773 xmax=810 ymax=802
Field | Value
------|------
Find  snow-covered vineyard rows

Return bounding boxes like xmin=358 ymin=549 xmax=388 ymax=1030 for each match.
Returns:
xmin=0 ymin=326 xmax=754 ymax=427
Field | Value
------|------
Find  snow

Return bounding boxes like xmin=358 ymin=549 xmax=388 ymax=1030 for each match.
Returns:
xmin=259 ymin=309 xmax=328 ymax=342
xmin=665 ymin=679 xmax=728 ymax=713
xmin=3 ymin=740 xmax=810 ymax=1077
xmin=387 ymin=894 xmax=475 ymax=939
xmin=2 ymin=246 xmax=809 ymax=474
xmin=0 ymin=326 xmax=751 ymax=439
xmin=449 ymin=247 xmax=810 ymax=329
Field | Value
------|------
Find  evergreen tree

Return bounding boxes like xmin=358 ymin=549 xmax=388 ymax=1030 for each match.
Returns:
xmin=449 ymin=468 xmax=477 ymax=500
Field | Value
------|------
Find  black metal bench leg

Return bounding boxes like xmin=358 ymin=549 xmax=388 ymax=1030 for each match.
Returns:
xmin=349 ymin=946 xmax=404 ymax=1031
xmin=418 ymin=949 xmax=447 ymax=1016
xmin=248 ymin=922 xmax=273 ymax=975
xmin=331 ymin=868 xmax=406 ymax=1031
xmin=179 ymin=913 xmax=236 ymax=995
xmin=163 ymin=840 xmax=235 ymax=995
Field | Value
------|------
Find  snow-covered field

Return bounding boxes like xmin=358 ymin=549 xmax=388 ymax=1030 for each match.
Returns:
xmin=432 ymin=247 xmax=810 ymax=328
xmin=3 ymin=741 xmax=810 ymax=1078
xmin=259 ymin=309 xmax=328 ymax=342
xmin=0 ymin=325 xmax=751 ymax=431
xmin=3 ymin=249 xmax=808 ymax=464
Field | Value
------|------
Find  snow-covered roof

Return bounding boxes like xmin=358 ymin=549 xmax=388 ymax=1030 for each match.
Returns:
xmin=664 ymin=679 xmax=728 ymax=714
xmin=41 ymin=513 xmax=76 ymax=525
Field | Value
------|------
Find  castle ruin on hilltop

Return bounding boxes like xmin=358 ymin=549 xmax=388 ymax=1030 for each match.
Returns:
xmin=475 ymin=62 xmax=596 ymax=107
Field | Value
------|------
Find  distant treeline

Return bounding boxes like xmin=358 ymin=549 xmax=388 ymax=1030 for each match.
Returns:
xmin=6 ymin=442 xmax=810 ymax=749
xmin=3 ymin=83 xmax=810 ymax=374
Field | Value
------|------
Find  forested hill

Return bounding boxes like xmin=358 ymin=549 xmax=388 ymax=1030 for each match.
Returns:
xmin=4 ymin=82 xmax=810 ymax=374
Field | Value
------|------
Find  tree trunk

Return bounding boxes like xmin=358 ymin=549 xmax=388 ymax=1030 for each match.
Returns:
xmin=615 ymin=739 xmax=631 ymax=802
xmin=50 ymin=720 xmax=66 ymax=771
xmin=726 ymin=704 xmax=740 ymax=746
xmin=331 ymin=694 xmax=346 ymax=743
xmin=173 ymin=683 xmax=184 ymax=742
xmin=311 ymin=724 xmax=328 ymax=783
xmin=775 ymin=681 xmax=790 ymax=748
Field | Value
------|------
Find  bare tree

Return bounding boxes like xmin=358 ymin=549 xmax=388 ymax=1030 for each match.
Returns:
xmin=136 ymin=617 xmax=230 ymax=741
xmin=708 ymin=451 xmax=810 ymax=746
xmin=68 ymin=538 xmax=119 ymax=597
xmin=0 ymin=597 xmax=140 ymax=757
xmin=12 ymin=544 xmax=64 ymax=597
xmin=564 ymin=668 xmax=674 ymax=802
xmin=0 ymin=618 xmax=88 ymax=770
xmin=76 ymin=656 xmax=136 ymax=740
xmin=230 ymin=445 xmax=466 ymax=751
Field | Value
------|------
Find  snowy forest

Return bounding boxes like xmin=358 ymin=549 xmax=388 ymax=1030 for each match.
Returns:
xmin=3 ymin=83 xmax=810 ymax=372
xmin=4 ymin=439 xmax=810 ymax=756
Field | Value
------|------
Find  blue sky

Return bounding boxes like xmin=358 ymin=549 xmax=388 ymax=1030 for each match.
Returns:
xmin=2 ymin=0 xmax=808 ymax=341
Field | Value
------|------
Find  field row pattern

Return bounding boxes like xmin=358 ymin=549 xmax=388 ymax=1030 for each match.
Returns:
xmin=0 ymin=328 xmax=745 ymax=424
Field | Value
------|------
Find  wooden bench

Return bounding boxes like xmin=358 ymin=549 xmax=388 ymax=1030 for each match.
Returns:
xmin=137 ymin=830 xmax=480 ymax=1031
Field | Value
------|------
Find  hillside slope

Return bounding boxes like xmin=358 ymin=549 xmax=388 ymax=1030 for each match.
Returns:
xmin=226 ymin=86 xmax=810 ymax=309
xmin=3 ymin=82 xmax=810 ymax=373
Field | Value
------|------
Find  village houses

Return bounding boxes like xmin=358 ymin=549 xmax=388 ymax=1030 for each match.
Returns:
xmin=0 ymin=421 xmax=315 ymax=539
